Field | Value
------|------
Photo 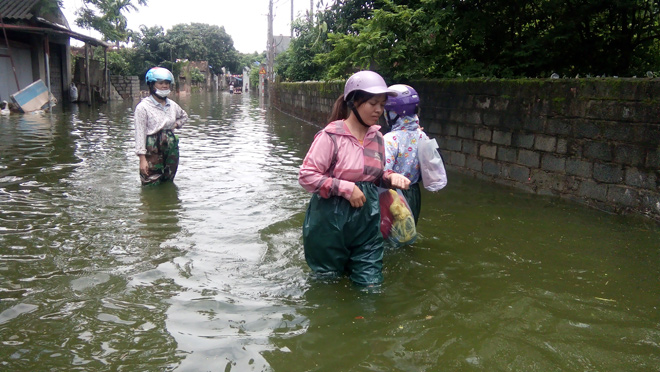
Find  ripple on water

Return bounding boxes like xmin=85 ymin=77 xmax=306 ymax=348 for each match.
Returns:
xmin=1 ymin=95 xmax=659 ymax=371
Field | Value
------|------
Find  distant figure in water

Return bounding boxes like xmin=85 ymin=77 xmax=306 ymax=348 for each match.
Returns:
xmin=134 ymin=67 xmax=188 ymax=186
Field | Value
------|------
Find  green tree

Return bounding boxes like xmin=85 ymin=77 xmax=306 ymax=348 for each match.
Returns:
xmin=437 ymin=0 xmax=660 ymax=77
xmin=542 ymin=0 xmax=660 ymax=76
xmin=236 ymin=52 xmax=266 ymax=91
xmin=316 ymin=1 xmax=451 ymax=80
xmin=165 ymin=23 xmax=240 ymax=74
xmin=316 ymin=0 xmax=387 ymax=35
xmin=75 ymin=0 xmax=148 ymax=45
xmin=238 ymin=51 xmax=266 ymax=72
xmin=276 ymin=18 xmax=329 ymax=81
xmin=106 ymin=48 xmax=133 ymax=75
xmin=190 ymin=67 xmax=205 ymax=84
xmin=130 ymin=25 xmax=169 ymax=77
xmin=38 ymin=0 xmax=64 ymax=15
xmin=442 ymin=0 xmax=552 ymax=77
xmin=248 ymin=65 xmax=261 ymax=91
xmin=307 ymin=0 xmax=660 ymax=80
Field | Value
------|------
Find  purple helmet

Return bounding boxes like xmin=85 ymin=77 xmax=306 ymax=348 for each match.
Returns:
xmin=384 ymin=84 xmax=420 ymax=116
xmin=343 ymin=71 xmax=398 ymax=101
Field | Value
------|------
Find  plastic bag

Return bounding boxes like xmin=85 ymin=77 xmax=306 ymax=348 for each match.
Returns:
xmin=379 ymin=188 xmax=417 ymax=246
xmin=69 ymin=83 xmax=78 ymax=102
xmin=418 ymin=137 xmax=447 ymax=191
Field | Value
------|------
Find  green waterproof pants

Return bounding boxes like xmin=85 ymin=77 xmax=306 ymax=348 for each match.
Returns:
xmin=303 ymin=182 xmax=384 ymax=286
xmin=401 ymin=182 xmax=421 ymax=225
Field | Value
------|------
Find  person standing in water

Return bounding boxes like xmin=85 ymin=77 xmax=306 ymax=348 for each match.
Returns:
xmin=383 ymin=84 xmax=427 ymax=224
xmin=134 ymin=67 xmax=188 ymax=186
xmin=298 ymin=70 xmax=411 ymax=287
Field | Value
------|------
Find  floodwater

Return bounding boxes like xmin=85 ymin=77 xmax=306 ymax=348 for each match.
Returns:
xmin=0 ymin=91 xmax=658 ymax=372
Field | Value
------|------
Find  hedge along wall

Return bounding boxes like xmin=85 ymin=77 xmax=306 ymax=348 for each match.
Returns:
xmin=273 ymin=79 xmax=660 ymax=221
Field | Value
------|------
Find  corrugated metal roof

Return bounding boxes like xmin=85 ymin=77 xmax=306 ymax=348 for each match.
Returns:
xmin=0 ymin=0 xmax=109 ymax=47
xmin=0 ymin=0 xmax=41 ymax=20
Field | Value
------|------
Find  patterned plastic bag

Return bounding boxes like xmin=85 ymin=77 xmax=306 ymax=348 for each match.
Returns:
xmin=379 ymin=188 xmax=417 ymax=247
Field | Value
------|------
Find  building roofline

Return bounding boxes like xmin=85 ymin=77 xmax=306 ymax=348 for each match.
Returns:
xmin=0 ymin=0 xmax=40 ymax=21
xmin=1 ymin=21 xmax=111 ymax=48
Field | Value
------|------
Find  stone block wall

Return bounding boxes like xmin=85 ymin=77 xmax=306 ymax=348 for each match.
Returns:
xmin=110 ymin=75 xmax=141 ymax=100
xmin=415 ymin=79 xmax=659 ymax=220
xmin=275 ymin=80 xmax=344 ymax=124
xmin=273 ymin=78 xmax=660 ymax=221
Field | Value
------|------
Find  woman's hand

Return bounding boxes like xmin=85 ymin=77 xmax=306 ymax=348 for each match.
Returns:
xmin=389 ymin=173 xmax=411 ymax=190
xmin=139 ymin=156 xmax=149 ymax=175
xmin=349 ymin=185 xmax=366 ymax=208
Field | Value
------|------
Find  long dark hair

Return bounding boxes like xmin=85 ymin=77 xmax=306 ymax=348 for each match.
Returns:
xmin=328 ymin=90 xmax=376 ymax=122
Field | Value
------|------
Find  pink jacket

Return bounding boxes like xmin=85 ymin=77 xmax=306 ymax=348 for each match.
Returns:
xmin=299 ymin=120 xmax=393 ymax=200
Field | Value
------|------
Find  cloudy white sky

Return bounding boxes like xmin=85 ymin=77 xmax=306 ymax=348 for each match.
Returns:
xmin=60 ymin=0 xmax=312 ymax=53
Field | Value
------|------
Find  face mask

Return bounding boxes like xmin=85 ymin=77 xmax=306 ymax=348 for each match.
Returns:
xmin=155 ymin=89 xmax=171 ymax=98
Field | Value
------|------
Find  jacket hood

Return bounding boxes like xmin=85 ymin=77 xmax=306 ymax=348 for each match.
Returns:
xmin=389 ymin=114 xmax=420 ymax=132
xmin=324 ymin=120 xmax=381 ymax=137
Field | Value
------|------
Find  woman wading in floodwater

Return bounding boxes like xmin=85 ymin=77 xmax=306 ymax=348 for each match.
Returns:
xmin=298 ymin=70 xmax=411 ymax=287
xmin=134 ymin=67 xmax=188 ymax=185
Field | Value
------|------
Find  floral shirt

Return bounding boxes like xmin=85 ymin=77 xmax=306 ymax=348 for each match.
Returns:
xmin=383 ymin=114 xmax=428 ymax=184
xmin=134 ymin=96 xmax=188 ymax=155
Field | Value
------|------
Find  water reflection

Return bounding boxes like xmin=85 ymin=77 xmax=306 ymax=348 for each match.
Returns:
xmin=139 ymin=182 xmax=182 ymax=238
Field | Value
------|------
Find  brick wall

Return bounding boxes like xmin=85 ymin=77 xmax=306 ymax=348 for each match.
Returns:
xmin=110 ymin=75 xmax=140 ymax=100
xmin=275 ymin=80 xmax=344 ymax=124
xmin=273 ymin=79 xmax=660 ymax=221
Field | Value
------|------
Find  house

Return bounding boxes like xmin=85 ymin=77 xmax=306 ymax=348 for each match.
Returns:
xmin=242 ymin=66 xmax=250 ymax=93
xmin=273 ymin=35 xmax=291 ymax=56
xmin=179 ymin=60 xmax=213 ymax=94
xmin=0 ymin=0 xmax=109 ymax=106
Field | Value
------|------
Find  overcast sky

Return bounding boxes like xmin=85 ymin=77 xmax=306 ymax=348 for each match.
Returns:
xmin=60 ymin=0 xmax=312 ymax=53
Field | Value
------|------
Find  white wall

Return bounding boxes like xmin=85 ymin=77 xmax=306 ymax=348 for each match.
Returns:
xmin=243 ymin=67 xmax=250 ymax=92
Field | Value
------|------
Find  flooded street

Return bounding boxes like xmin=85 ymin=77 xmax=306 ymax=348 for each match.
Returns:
xmin=0 ymin=91 xmax=658 ymax=371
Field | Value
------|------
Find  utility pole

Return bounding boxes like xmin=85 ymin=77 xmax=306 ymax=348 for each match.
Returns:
xmin=291 ymin=0 xmax=294 ymax=38
xmin=310 ymin=0 xmax=313 ymax=22
xmin=267 ymin=0 xmax=274 ymax=103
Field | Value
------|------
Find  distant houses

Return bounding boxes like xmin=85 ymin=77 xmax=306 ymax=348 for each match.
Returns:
xmin=273 ymin=34 xmax=290 ymax=56
xmin=0 ymin=0 xmax=108 ymax=107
